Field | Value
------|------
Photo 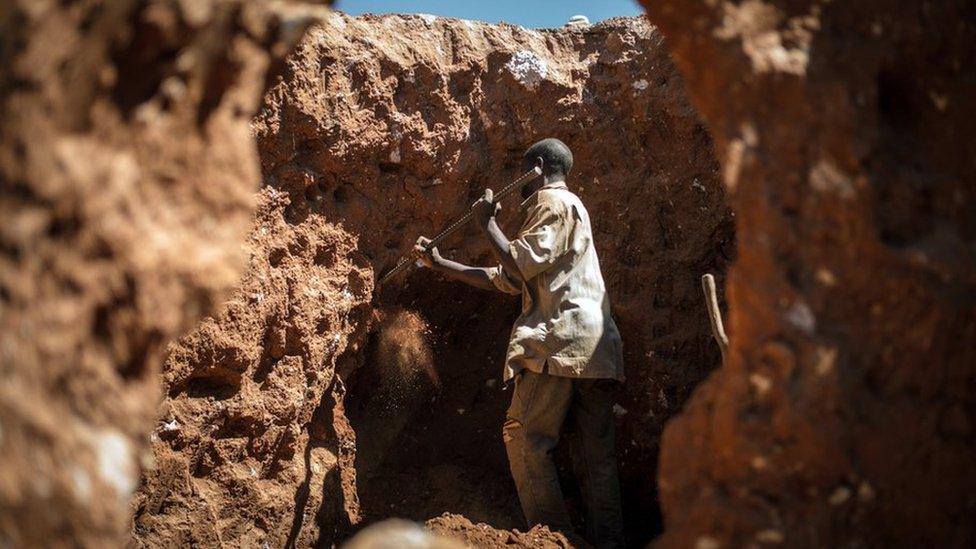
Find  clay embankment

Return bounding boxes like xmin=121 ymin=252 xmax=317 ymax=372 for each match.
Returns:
xmin=640 ymin=0 xmax=976 ymax=547
xmin=0 ymin=1 xmax=329 ymax=546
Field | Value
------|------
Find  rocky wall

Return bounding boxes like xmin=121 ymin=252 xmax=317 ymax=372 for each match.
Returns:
xmin=638 ymin=1 xmax=976 ymax=547
xmin=0 ymin=1 xmax=328 ymax=546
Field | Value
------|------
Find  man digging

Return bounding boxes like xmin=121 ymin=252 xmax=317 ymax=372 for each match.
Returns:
xmin=413 ymin=138 xmax=625 ymax=548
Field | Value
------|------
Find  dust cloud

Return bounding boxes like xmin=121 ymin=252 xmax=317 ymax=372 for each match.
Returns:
xmin=374 ymin=308 xmax=440 ymax=407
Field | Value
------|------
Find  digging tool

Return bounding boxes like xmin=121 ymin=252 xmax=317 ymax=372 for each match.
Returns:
xmin=701 ymin=273 xmax=729 ymax=364
xmin=376 ymin=166 xmax=543 ymax=287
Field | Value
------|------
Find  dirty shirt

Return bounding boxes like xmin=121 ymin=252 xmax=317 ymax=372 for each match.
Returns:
xmin=488 ymin=180 xmax=624 ymax=382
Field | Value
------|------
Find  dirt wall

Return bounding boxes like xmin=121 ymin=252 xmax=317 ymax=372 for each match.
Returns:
xmin=638 ymin=1 xmax=976 ymax=547
xmin=0 ymin=1 xmax=328 ymax=546
xmin=132 ymin=13 xmax=732 ymax=546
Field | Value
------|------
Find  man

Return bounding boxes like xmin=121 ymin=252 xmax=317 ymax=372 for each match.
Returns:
xmin=413 ymin=138 xmax=625 ymax=548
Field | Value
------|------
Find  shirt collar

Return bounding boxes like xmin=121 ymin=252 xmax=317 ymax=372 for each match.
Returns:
xmin=520 ymin=179 xmax=568 ymax=209
xmin=542 ymin=179 xmax=568 ymax=191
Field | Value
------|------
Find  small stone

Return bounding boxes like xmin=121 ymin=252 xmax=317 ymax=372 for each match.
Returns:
xmin=749 ymin=373 xmax=772 ymax=395
xmin=858 ymin=481 xmax=875 ymax=502
xmin=815 ymin=347 xmax=837 ymax=376
xmin=505 ymin=51 xmax=548 ymax=89
xmin=785 ymin=301 xmax=816 ymax=334
xmin=829 ymin=486 xmax=852 ymax=505
xmin=565 ymin=15 xmax=591 ymax=28
xmin=696 ymin=536 xmax=721 ymax=549
xmin=815 ymin=268 xmax=836 ymax=286
xmin=612 ymin=404 xmax=628 ymax=417
xmin=755 ymin=529 xmax=784 ymax=544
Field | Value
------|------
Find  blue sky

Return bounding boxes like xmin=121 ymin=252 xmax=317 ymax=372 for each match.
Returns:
xmin=335 ymin=0 xmax=644 ymax=29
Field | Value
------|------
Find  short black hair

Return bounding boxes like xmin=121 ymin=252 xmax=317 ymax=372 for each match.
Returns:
xmin=524 ymin=138 xmax=573 ymax=178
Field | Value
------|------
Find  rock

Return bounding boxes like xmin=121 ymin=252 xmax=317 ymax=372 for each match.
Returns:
xmin=0 ymin=1 xmax=327 ymax=546
xmin=639 ymin=0 xmax=976 ymax=547
xmin=566 ymin=15 xmax=591 ymax=29
xmin=342 ymin=519 xmax=465 ymax=549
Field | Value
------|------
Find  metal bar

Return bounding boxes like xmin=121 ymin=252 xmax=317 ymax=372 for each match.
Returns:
xmin=376 ymin=166 xmax=543 ymax=287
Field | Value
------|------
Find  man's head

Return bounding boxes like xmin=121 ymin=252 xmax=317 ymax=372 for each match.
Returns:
xmin=521 ymin=138 xmax=573 ymax=198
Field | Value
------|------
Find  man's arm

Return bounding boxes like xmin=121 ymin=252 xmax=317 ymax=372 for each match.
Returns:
xmin=413 ymin=238 xmax=494 ymax=291
xmin=472 ymin=190 xmax=524 ymax=283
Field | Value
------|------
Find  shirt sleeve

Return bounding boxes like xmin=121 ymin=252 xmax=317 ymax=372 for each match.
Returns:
xmin=509 ymin=200 xmax=570 ymax=281
xmin=487 ymin=266 xmax=522 ymax=295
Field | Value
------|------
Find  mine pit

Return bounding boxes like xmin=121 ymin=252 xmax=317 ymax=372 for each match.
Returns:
xmin=4 ymin=1 xmax=974 ymax=548
xmin=125 ymin=12 xmax=733 ymax=548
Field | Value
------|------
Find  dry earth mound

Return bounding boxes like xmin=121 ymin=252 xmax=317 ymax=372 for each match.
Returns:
xmin=0 ymin=1 xmax=328 ymax=546
xmin=639 ymin=0 xmax=976 ymax=547
xmin=132 ymin=13 xmax=732 ymax=547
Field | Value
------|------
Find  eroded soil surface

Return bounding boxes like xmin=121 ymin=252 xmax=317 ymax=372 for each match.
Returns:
xmin=640 ymin=0 xmax=976 ymax=547
xmin=0 ymin=1 xmax=327 ymax=545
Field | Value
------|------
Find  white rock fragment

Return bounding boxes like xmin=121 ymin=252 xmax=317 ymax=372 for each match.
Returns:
xmin=388 ymin=148 xmax=401 ymax=164
xmin=612 ymin=404 xmax=628 ymax=417
xmin=327 ymin=12 xmax=346 ymax=30
xmin=94 ymin=430 xmax=137 ymax=499
xmin=505 ymin=50 xmax=549 ymax=89
xmin=785 ymin=301 xmax=816 ymax=334
xmin=566 ymin=15 xmax=591 ymax=28
xmin=692 ymin=178 xmax=707 ymax=192
xmin=160 ymin=418 xmax=180 ymax=433
xmin=418 ymin=13 xmax=437 ymax=25
xmin=632 ymin=79 xmax=650 ymax=91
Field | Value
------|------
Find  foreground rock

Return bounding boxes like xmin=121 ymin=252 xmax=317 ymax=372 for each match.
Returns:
xmin=133 ymin=13 xmax=730 ymax=546
xmin=0 ymin=1 xmax=327 ymax=546
xmin=639 ymin=0 xmax=976 ymax=547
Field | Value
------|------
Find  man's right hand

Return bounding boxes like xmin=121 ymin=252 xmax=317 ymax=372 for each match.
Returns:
xmin=413 ymin=236 xmax=441 ymax=269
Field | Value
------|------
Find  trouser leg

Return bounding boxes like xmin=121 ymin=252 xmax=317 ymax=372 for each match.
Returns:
xmin=503 ymin=369 xmax=574 ymax=531
xmin=573 ymin=378 xmax=625 ymax=549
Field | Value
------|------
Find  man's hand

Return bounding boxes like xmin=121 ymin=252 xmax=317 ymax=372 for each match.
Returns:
xmin=472 ymin=188 xmax=502 ymax=229
xmin=412 ymin=236 xmax=441 ymax=269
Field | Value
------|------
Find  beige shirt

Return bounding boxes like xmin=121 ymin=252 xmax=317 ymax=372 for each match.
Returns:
xmin=488 ymin=180 xmax=624 ymax=382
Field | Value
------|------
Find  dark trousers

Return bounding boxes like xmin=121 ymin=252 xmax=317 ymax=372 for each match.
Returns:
xmin=503 ymin=369 xmax=625 ymax=549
